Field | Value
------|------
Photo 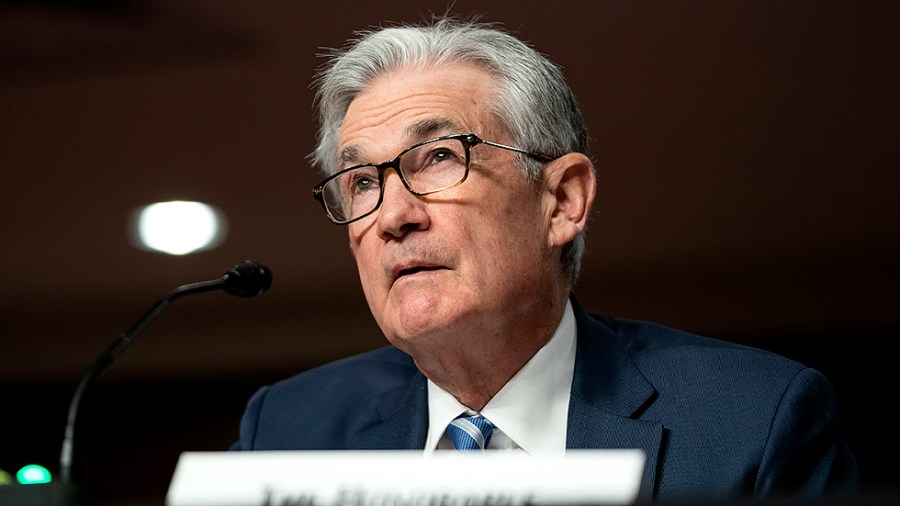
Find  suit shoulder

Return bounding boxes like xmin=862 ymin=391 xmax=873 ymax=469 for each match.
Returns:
xmin=588 ymin=312 xmax=808 ymax=379
xmin=594 ymin=312 xmax=793 ymax=354
xmin=235 ymin=345 xmax=424 ymax=450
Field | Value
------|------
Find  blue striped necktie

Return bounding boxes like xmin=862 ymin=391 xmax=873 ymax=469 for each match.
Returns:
xmin=447 ymin=415 xmax=495 ymax=452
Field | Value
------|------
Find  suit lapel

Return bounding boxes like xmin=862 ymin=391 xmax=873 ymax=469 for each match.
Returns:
xmin=568 ymin=299 xmax=663 ymax=499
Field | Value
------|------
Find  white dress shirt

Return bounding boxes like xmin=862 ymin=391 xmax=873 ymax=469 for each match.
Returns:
xmin=423 ymin=300 xmax=577 ymax=457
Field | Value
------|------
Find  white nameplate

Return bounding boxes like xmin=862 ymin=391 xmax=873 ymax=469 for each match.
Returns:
xmin=166 ymin=450 xmax=645 ymax=506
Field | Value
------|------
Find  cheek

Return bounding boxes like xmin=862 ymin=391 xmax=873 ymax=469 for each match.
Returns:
xmin=464 ymin=200 xmax=544 ymax=275
xmin=349 ymin=234 xmax=383 ymax=299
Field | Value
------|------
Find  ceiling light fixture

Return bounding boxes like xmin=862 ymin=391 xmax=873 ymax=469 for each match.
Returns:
xmin=131 ymin=200 xmax=227 ymax=255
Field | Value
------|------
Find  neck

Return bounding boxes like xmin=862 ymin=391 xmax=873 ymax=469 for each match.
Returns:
xmin=412 ymin=291 xmax=570 ymax=411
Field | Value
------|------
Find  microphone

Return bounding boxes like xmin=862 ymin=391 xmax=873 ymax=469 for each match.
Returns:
xmin=58 ymin=260 xmax=272 ymax=485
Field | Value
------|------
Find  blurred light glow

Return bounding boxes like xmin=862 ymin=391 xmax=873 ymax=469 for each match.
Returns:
xmin=133 ymin=201 xmax=227 ymax=255
xmin=0 ymin=468 xmax=12 ymax=485
xmin=16 ymin=464 xmax=51 ymax=485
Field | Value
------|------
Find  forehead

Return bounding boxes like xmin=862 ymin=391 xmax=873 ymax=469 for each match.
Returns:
xmin=338 ymin=62 xmax=500 ymax=161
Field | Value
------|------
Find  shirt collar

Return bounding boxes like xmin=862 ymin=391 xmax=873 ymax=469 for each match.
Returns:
xmin=424 ymin=300 xmax=577 ymax=456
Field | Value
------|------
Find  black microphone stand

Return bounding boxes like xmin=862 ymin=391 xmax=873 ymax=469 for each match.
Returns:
xmin=55 ymin=260 xmax=271 ymax=503
xmin=59 ymin=278 xmax=226 ymax=485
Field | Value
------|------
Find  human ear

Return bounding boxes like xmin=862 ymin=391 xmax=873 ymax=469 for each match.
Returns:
xmin=542 ymin=152 xmax=597 ymax=248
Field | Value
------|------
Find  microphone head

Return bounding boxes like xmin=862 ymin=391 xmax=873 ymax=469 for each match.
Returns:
xmin=222 ymin=260 xmax=272 ymax=297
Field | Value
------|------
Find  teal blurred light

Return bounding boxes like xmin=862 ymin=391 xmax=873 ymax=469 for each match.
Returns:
xmin=15 ymin=464 xmax=52 ymax=485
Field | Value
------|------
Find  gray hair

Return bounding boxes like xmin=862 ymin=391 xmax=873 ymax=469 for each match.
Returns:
xmin=310 ymin=16 xmax=592 ymax=284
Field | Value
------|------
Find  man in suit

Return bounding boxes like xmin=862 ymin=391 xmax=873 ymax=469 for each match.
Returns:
xmin=233 ymin=16 xmax=859 ymax=501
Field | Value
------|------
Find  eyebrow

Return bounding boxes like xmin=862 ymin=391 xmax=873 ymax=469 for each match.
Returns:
xmin=338 ymin=117 xmax=468 ymax=166
xmin=406 ymin=118 xmax=465 ymax=139
xmin=339 ymin=145 xmax=361 ymax=165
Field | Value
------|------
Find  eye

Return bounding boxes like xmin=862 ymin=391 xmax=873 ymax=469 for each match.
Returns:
xmin=350 ymin=173 xmax=378 ymax=194
xmin=399 ymin=138 xmax=466 ymax=180
xmin=339 ymin=167 xmax=380 ymax=196
xmin=429 ymin=148 xmax=454 ymax=163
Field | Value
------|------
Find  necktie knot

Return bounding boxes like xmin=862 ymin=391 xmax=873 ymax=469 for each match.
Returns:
xmin=447 ymin=414 xmax=494 ymax=452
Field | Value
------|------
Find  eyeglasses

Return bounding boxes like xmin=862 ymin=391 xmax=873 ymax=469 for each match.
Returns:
xmin=312 ymin=133 xmax=555 ymax=225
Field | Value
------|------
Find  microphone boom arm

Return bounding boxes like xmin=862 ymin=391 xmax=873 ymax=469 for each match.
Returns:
xmin=59 ymin=261 xmax=271 ymax=484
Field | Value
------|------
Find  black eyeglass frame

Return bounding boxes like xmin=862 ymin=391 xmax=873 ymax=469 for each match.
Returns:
xmin=312 ymin=133 xmax=556 ymax=225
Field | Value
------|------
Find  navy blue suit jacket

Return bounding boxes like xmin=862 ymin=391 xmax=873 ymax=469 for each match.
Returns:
xmin=233 ymin=299 xmax=859 ymax=501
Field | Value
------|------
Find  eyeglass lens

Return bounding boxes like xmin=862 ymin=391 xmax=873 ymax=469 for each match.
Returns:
xmin=321 ymin=137 xmax=468 ymax=223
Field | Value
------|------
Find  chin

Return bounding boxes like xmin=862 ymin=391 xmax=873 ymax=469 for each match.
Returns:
xmin=380 ymin=287 xmax=477 ymax=342
xmin=393 ymin=288 xmax=444 ymax=323
xmin=385 ymin=305 xmax=461 ymax=346
xmin=395 ymin=312 xmax=447 ymax=340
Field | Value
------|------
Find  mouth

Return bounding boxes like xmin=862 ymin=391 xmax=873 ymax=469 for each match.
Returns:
xmin=392 ymin=264 xmax=447 ymax=284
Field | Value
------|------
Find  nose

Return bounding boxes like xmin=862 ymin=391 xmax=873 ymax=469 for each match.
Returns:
xmin=375 ymin=170 xmax=430 ymax=239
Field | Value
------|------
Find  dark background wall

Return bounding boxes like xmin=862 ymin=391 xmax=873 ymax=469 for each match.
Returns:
xmin=1 ymin=1 xmax=898 ymax=503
